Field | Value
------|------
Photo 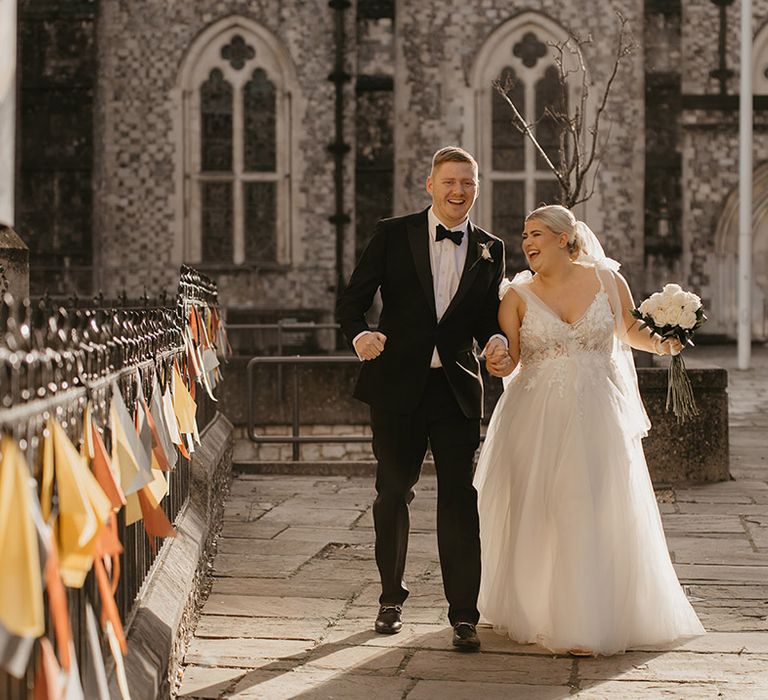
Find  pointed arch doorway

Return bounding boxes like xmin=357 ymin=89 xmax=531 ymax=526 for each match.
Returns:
xmin=712 ymin=163 xmax=768 ymax=340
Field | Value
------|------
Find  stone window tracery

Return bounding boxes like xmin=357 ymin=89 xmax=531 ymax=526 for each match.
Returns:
xmin=472 ymin=15 xmax=580 ymax=272
xmin=179 ymin=19 xmax=297 ymax=266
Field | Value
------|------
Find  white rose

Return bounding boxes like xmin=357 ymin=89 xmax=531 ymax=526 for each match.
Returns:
xmin=651 ymin=305 xmax=672 ymax=326
xmin=639 ymin=292 xmax=663 ymax=316
xmin=662 ymin=283 xmax=683 ymax=297
xmin=668 ymin=307 xmax=685 ymax=327
xmin=679 ymin=308 xmax=698 ymax=330
xmin=670 ymin=291 xmax=689 ymax=309
xmin=682 ymin=295 xmax=701 ymax=314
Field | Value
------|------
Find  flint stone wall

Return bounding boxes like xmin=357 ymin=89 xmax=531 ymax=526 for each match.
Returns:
xmin=219 ymin=359 xmax=728 ymax=483
xmin=94 ymin=0 xmax=349 ymax=311
xmin=394 ymin=0 xmax=646 ymax=281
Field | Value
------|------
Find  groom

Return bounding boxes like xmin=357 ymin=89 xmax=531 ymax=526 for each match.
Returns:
xmin=336 ymin=146 xmax=510 ymax=651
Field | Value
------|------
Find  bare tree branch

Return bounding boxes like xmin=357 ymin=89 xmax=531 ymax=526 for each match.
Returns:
xmin=492 ymin=79 xmax=570 ymax=196
xmin=491 ymin=11 xmax=635 ymax=208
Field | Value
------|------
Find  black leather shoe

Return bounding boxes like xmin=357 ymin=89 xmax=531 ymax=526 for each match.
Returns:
xmin=452 ymin=622 xmax=481 ymax=651
xmin=374 ymin=604 xmax=403 ymax=634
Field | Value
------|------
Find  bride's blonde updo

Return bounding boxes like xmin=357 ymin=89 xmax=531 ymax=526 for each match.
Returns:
xmin=525 ymin=204 xmax=582 ymax=259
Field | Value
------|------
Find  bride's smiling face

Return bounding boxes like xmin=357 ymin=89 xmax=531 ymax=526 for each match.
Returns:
xmin=522 ymin=218 xmax=569 ymax=272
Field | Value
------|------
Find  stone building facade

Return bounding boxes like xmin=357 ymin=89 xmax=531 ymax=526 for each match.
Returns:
xmin=12 ymin=0 xmax=768 ymax=340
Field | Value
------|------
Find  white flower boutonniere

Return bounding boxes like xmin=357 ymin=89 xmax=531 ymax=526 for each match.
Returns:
xmin=468 ymin=241 xmax=494 ymax=271
xmin=479 ymin=241 xmax=494 ymax=262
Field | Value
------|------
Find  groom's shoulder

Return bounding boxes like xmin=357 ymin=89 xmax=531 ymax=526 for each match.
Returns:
xmin=376 ymin=209 xmax=427 ymax=232
xmin=473 ymin=223 xmax=504 ymax=246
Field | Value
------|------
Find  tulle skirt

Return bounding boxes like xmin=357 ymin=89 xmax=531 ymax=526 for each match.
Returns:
xmin=474 ymin=357 xmax=705 ymax=655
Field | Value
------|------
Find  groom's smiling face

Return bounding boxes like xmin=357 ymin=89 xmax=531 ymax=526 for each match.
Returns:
xmin=426 ymin=161 xmax=478 ymax=229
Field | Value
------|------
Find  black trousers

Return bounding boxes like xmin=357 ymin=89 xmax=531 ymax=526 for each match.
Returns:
xmin=370 ymin=368 xmax=481 ymax=625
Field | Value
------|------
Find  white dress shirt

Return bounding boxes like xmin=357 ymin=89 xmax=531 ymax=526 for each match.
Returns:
xmin=427 ymin=207 xmax=468 ymax=367
xmin=353 ymin=207 xmax=506 ymax=365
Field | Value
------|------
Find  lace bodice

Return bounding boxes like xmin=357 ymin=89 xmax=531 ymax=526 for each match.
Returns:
xmin=501 ymin=271 xmax=618 ymax=395
xmin=518 ymin=286 xmax=615 ymax=365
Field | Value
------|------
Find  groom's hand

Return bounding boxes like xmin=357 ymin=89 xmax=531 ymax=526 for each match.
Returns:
xmin=484 ymin=338 xmax=513 ymax=377
xmin=354 ymin=332 xmax=387 ymax=361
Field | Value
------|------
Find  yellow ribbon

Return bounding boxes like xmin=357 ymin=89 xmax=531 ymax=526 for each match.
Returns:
xmin=0 ymin=436 xmax=44 ymax=637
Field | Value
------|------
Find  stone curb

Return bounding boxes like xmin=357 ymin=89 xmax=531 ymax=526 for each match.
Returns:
xmin=106 ymin=413 xmax=233 ymax=700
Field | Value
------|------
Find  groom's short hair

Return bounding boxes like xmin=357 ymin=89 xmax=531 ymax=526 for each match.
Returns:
xmin=431 ymin=146 xmax=478 ymax=178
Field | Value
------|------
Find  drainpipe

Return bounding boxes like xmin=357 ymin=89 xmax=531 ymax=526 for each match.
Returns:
xmin=738 ymin=0 xmax=752 ymax=369
xmin=328 ymin=0 xmax=351 ymax=348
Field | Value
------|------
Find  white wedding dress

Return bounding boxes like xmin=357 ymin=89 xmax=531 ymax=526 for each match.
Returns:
xmin=475 ymin=268 xmax=705 ymax=655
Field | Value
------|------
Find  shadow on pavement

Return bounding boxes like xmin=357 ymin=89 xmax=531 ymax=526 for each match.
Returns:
xmin=185 ymin=626 xmax=664 ymax=699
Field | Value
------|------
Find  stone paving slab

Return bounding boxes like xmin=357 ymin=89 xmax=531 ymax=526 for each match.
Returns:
xmin=178 ymin=346 xmax=768 ymax=698
xmin=406 ymin=680 xmax=570 ymax=699
xmin=674 ymin=563 xmax=768 ymax=583
xmin=302 ymin=644 xmax=407 ymax=674
xmin=217 ymin=522 xmax=289 ymax=539
xmin=185 ymin=637 xmax=314 ymax=667
xmin=404 ymin=649 xmax=573 ymax=684
xmin=228 ymin=669 xmax=413 ymax=699
xmin=210 ymin=577 xmax=363 ymax=600
xmin=659 ymin=514 xmax=746 ymax=534
xmin=178 ymin=666 xmax=248 ymax=698
xmin=213 ymin=553 xmax=311 ymax=578
xmin=216 ymin=538 xmax=325 ymax=557
xmin=195 ymin=615 xmax=330 ymax=641
xmin=577 ymin=650 xmax=768 ymax=683
xmin=204 ymin=594 xmax=347 ymax=620
xmin=259 ymin=504 xmax=365 ymax=528
xmin=271 ymin=526 xmax=377 ymax=544
xmin=687 ymin=584 xmax=768 ymax=600
xmin=574 ymin=680 xmax=758 ymax=698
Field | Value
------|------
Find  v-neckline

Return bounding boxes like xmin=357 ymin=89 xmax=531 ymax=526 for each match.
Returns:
xmin=525 ymin=286 xmax=603 ymax=327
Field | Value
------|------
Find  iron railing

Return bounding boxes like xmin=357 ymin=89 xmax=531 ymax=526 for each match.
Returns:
xmin=0 ymin=266 xmax=222 ymax=698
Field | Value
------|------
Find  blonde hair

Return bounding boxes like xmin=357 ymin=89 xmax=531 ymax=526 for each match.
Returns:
xmin=525 ymin=204 xmax=582 ymax=258
xmin=430 ymin=146 xmax=478 ymax=179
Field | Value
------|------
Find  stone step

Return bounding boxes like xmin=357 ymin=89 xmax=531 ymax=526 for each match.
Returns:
xmin=233 ymin=460 xmax=436 ymax=476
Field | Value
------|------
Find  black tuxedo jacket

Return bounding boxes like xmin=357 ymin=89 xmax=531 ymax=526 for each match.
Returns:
xmin=336 ymin=208 xmax=505 ymax=419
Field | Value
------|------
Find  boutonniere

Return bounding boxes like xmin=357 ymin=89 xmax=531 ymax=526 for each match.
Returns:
xmin=468 ymin=241 xmax=494 ymax=271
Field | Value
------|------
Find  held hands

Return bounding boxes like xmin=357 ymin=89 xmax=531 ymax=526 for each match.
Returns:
xmin=354 ymin=332 xmax=387 ymax=361
xmin=484 ymin=337 xmax=514 ymax=377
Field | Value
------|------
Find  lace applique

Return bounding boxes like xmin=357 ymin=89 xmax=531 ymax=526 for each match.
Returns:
xmin=517 ymin=286 xmax=615 ymax=395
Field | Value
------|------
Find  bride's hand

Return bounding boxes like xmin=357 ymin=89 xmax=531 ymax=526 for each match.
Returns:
xmin=485 ymin=341 xmax=514 ymax=377
xmin=656 ymin=337 xmax=683 ymax=356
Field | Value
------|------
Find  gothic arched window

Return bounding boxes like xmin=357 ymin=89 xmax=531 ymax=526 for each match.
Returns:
xmin=179 ymin=20 xmax=297 ymax=266
xmin=754 ymin=21 xmax=768 ymax=94
xmin=472 ymin=15 xmax=580 ymax=271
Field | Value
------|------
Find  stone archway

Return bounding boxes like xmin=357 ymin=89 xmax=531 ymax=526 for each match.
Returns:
xmin=712 ymin=163 xmax=768 ymax=339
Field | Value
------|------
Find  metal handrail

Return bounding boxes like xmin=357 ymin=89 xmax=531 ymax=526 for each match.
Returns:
xmin=231 ymin=323 xmax=343 ymax=400
xmin=247 ymin=355 xmax=369 ymax=460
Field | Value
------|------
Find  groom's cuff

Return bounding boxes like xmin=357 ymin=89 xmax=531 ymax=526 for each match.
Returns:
xmin=352 ymin=330 xmax=372 ymax=361
xmin=489 ymin=333 xmax=508 ymax=348
xmin=480 ymin=334 xmax=508 ymax=358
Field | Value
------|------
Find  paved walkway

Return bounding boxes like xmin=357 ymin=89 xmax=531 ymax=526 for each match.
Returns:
xmin=178 ymin=346 xmax=768 ymax=699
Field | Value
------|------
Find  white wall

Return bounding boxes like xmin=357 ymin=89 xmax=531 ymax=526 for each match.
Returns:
xmin=0 ymin=0 xmax=16 ymax=226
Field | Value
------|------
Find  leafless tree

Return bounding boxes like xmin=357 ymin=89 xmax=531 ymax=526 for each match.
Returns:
xmin=493 ymin=12 xmax=636 ymax=208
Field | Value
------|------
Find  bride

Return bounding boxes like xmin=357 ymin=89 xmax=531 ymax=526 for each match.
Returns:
xmin=475 ymin=204 xmax=705 ymax=656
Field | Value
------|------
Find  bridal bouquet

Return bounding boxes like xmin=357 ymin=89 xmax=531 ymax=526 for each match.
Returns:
xmin=632 ymin=283 xmax=707 ymax=423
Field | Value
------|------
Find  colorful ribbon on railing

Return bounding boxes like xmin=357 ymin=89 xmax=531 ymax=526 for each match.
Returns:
xmin=0 ymin=276 xmax=229 ymax=689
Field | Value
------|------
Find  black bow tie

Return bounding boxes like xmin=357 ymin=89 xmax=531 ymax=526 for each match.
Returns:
xmin=436 ymin=224 xmax=464 ymax=245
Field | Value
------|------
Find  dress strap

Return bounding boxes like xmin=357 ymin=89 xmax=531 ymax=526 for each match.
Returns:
xmin=594 ymin=266 xmax=606 ymax=292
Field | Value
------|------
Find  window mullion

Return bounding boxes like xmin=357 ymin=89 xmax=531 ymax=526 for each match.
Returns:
xmin=232 ymin=82 xmax=245 ymax=265
xmin=524 ymin=80 xmax=535 ymax=214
